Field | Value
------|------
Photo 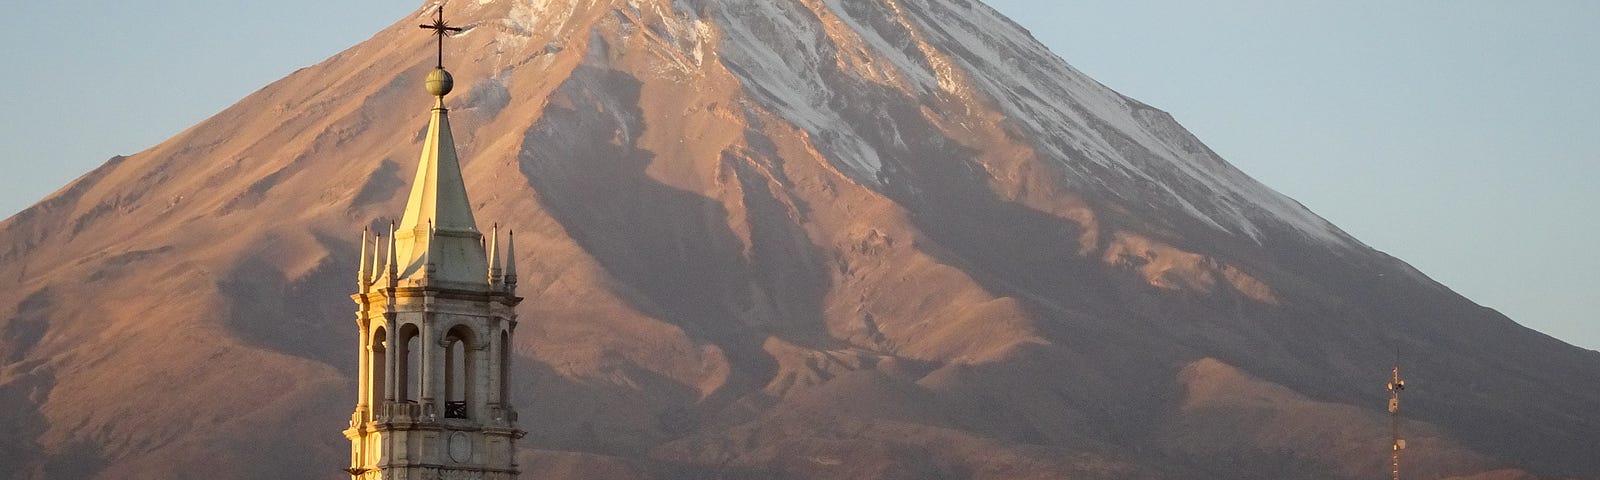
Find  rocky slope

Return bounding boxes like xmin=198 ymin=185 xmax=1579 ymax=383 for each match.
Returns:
xmin=1 ymin=0 xmax=1596 ymax=478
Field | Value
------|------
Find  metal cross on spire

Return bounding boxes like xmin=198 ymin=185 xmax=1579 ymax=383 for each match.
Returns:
xmin=419 ymin=1 xmax=463 ymax=69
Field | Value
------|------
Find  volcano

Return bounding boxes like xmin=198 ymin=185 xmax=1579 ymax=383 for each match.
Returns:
xmin=1 ymin=1 xmax=1596 ymax=479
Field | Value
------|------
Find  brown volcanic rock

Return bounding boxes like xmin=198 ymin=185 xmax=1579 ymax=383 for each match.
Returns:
xmin=1 ymin=0 xmax=1597 ymax=479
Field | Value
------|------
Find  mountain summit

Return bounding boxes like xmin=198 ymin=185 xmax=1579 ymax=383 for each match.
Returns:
xmin=1 ymin=1 xmax=1596 ymax=478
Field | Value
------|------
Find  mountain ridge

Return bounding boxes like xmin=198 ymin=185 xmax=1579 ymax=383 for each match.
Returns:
xmin=1 ymin=0 xmax=1596 ymax=478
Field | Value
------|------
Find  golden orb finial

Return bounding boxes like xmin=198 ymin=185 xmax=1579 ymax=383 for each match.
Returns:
xmin=426 ymin=67 xmax=455 ymax=97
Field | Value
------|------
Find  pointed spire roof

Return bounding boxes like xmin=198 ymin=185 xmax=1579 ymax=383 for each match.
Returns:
xmin=386 ymin=222 xmax=400 ymax=288
xmin=358 ymin=228 xmax=372 ymax=293
xmin=370 ymin=232 xmax=384 ymax=287
xmin=386 ymin=5 xmax=491 ymax=290
xmin=504 ymin=230 xmax=518 ymax=294
xmin=391 ymin=87 xmax=488 ymax=288
xmin=400 ymin=99 xmax=475 ymax=228
xmin=488 ymin=223 xmax=503 ymax=288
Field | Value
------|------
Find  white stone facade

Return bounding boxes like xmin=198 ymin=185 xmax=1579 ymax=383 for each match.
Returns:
xmin=341 ymin=34 xmax=524 ymax=475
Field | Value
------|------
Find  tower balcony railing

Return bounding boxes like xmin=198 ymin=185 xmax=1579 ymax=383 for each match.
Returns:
xmin=445 ymin=401 xmax=469 ymax=419
xmin=376 ymin=401 xmax=425 ymax=423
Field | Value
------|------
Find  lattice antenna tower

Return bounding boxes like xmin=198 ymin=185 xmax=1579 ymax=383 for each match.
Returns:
xmin=1387 ymin=357 xmax=1407 ymax=480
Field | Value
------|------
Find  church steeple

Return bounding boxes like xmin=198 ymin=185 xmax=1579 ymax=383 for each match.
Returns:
xmin=390 ymin=47 xmax=487 ymax=289
xmin=345 ymin=3 xmax=522 ymax=478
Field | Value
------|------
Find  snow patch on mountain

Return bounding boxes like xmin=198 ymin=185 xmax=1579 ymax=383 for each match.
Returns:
xmin=896 ymin=0 xmax=1348 ymax=246
xmin=468 ymin=0 xmax=1348 ymax=246
xmin=697 ymin=1 xmax=889 ymax=178
xmin=690 ymin=0 xmax=1344 ymax=246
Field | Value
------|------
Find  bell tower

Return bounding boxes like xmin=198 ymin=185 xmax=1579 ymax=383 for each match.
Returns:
xmin=344 ymin=3 xmax=523 ymax=478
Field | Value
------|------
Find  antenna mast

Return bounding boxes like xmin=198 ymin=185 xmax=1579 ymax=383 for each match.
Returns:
xmin=1388 ymin=363 xmax=1407 ymax=480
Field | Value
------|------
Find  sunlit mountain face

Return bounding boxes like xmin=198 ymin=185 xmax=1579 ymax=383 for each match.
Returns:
xmin=1 ymin=1 xmax=1595 ymax=478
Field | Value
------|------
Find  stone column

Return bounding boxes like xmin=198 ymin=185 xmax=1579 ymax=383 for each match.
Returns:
xmin=384 ymin=328 xmax=398 ymax=403
xmin=421 ymin=313 xmax=436 ymax=414
xmin=486 ymin=322 xmax=501 ymax=408
xmin=358 ymin=325 xmax=370 ymax=409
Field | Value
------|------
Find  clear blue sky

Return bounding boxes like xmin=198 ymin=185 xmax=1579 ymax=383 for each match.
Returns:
xmin=2 ymin=1 xmax=1595 ymax=351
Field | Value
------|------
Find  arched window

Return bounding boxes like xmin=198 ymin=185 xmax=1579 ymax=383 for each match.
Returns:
xmin=397 ymin=323 xmax=422 ymax=403
xmin=444 ymin=326 xmax=474 ymax=419
xmin=371 ymin=327 xmax=387 ymax=407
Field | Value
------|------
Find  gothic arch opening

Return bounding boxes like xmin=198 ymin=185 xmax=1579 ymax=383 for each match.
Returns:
xmin=397 ymin=323 xmax=422 ymax=403
xmin=444 ymin=325 xmax=475 ymax=419
xmin=371 ymin=326 xmax=387 ymax=407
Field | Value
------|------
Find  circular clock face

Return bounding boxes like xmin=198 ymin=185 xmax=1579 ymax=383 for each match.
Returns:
xmin=448 ymin=431 xmax=472 ymax=463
